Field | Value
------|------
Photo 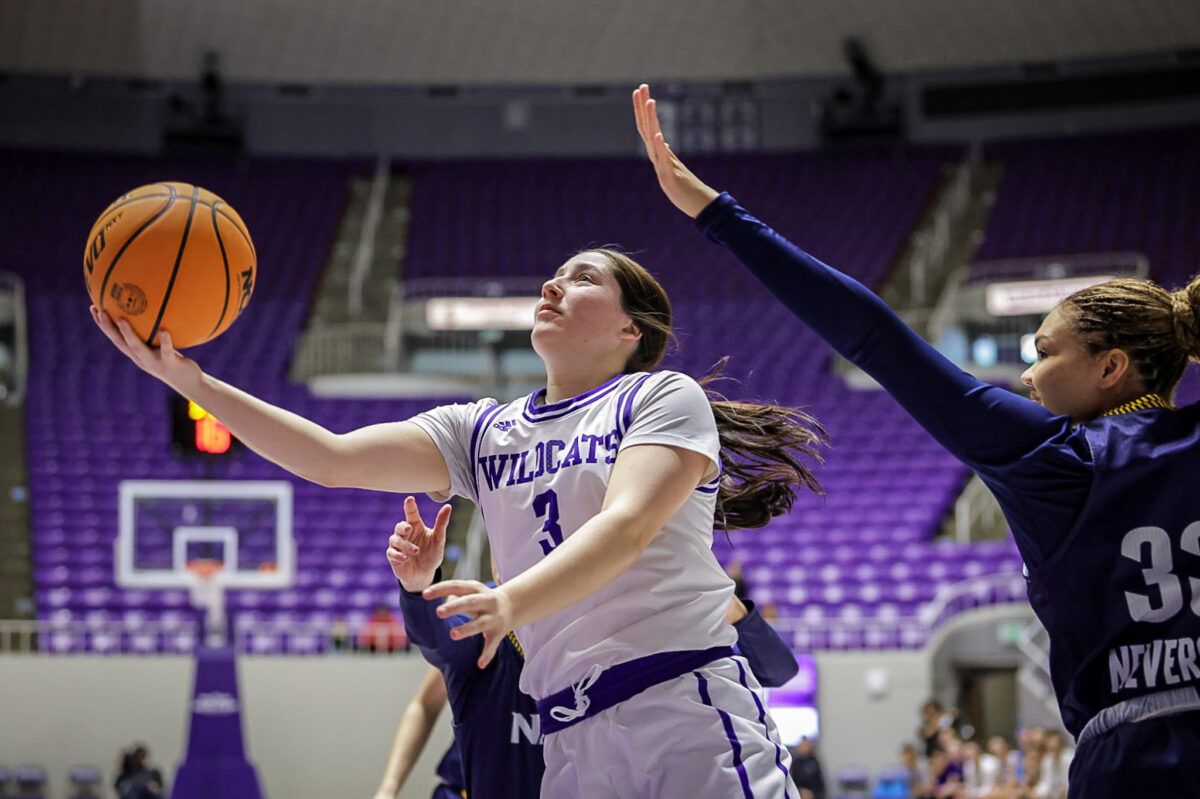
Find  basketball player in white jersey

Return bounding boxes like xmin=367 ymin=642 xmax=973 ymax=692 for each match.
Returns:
xmin=94 ymin=243 xmax=823 ymax=798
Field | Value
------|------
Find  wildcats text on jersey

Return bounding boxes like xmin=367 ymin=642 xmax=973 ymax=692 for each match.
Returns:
xmin=476 ymin=428 xmax=622 ymax=492
xmin=1108 ymin=636 xmax=1200 ymax=693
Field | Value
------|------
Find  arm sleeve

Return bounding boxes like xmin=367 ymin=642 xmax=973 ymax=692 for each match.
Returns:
xmin=618 ymin=372 xmax=721 ymax=482
xmin=732 ymin=601 xmax=800 ymax=688
xmin=396 ymin=570 xmax=481 ymax=674
xmin=409 ymin=399 xmax=497 ymax=504
xmin=696 ymin=193 xmax=1067 ymax=473
xmin=697 ymin=193 xmax=1094 ymax=563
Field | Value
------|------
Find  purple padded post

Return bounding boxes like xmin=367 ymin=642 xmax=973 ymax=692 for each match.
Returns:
xmin=172 ymin=646 xmax=264 ymax=799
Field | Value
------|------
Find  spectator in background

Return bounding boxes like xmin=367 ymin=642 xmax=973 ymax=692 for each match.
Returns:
xmin=900 ymin=742 xmax=934 ymax=799
xmin=961 ymin=740 xmax=987 ymax=797
xmin=929 ymin=749 xmax=963 ymax=799
xmin=330 ymin=616 xmax=350 ymax=652
xmin=1032 ymin=730 xmax=1072 ymax=799
xmin=937 ymin=726 xmax=965 ymax=776
xmin=982 ymin=735 xmax=1020 ymax=798
xmin=114 ymin=745 xmax=164 ymax=799
xmin=789 ymin=737 xmax=826 ymax=799
xmin=919 ymin=699 xmax=957 ymax=757
xmin=359 ymin=604 xmax=409 ymax=653
xmin=1015 ymin=726 xmax=1045 ymax=792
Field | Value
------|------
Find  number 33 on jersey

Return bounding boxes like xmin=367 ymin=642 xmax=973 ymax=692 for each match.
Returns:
xmin=1109 ymin=521 xmax=1200 ymax=693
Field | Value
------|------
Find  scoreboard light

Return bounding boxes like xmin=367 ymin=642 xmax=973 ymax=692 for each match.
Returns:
xmin=171 ymin=395 xmax=237 ymax=456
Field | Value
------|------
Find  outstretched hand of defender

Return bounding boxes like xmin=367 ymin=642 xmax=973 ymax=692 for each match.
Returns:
xmin=90 ymin=304 xmax=201 ymax=393
xmin=387 ymin=496 xmax=453 ymax=593
xmin=632 ymin=83 xmax=720 ymax=218
xmin=423 ymin=579 xmax=514 ymax=669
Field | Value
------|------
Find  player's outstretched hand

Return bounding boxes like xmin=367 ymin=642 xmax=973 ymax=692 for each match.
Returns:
xmin=423 ymin=579 xmax=514 ymax=669
xmin=632 ymin=83 xmax=720 ymax=218
xmin=90 ymin=305 xmax=202 ymax=394
xmin=387 ymin=496 xmax=453 ymax=593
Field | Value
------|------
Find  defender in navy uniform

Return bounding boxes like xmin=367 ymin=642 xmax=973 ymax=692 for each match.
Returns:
xmin=384 ymin=497 xmax=802 ymax=798
xmin=633 ymin=85 xmax=1200 ymax=799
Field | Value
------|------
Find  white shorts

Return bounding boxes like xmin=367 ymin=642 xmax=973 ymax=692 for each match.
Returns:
xmin=541 ymin=656 xmax=798 ymax=798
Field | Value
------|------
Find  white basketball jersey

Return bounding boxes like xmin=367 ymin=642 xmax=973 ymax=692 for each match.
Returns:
xmin=412 ymin=370 xmax=737 ymax=699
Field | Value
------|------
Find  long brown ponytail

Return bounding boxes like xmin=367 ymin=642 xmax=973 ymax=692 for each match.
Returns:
xmin=700 ymin=361 xmax=827 ymax=529
xmin=590 ymin=248 xmax=827 ymax=531
xmin=1063 ymin=273 xmax=1200 ymax=399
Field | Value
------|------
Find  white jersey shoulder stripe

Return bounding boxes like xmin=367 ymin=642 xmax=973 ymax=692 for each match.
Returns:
xmin=520 ymin=373 xmax=627 ymax=424
xmin=615 ymin=373 xmax=655 ymax=436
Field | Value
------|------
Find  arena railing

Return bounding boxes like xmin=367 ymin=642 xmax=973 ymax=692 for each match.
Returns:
xmin=906 ymin=147 xmax=978 ymax=308
xmin=0 ymin=617 xmax=418 ymax=657
xmin=347 ymin=155 xmax=391 ymax=318
xmin=231 ymin=617 xmax=417 ymax=656
xmin=962 ymin=251 xmax=1149 ymax=285
xmin=1015 ymin=616 xmax=1058 ymax=716
xmin=290 ymin=320 xmax=390 ymax=377
xmin=769 ymin=572 xmax=1029 ymax=652
xmin=953 ymin=474 xmax=1009 ymax=543
xmin=0 ymin=618 xmax=200 ymax=656
xmin=2 ymin=573 xmax=1029 ymax=656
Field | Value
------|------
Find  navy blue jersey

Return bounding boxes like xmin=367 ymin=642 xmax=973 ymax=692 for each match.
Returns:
xmin=697 ymin=193 xmax=1200 ymax=738
xmin=399 ymin=572 xmax=543 ymax=799
xmin=400 ymin=573 xmax=798 ymax=798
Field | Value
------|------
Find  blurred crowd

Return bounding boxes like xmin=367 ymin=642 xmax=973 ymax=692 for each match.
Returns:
xmin=900 ymin=700 xmax=1072 ymax=799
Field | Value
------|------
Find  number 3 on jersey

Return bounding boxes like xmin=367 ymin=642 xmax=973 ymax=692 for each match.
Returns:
xmin=534 ymin=489 xmax=564 ymax=556
xmin=1122 ymin=522 xmax=1200 ymax=623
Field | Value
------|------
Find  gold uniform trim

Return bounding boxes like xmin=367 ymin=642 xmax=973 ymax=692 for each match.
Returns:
xmin=1101 ymin=393 xmax=1173 ymax=417
xmin=507 ymin=630 xmax=525 ymax=658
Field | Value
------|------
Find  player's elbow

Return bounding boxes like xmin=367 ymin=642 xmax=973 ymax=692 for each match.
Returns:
xmin=604 ymin=507 xmax=661 ymax=555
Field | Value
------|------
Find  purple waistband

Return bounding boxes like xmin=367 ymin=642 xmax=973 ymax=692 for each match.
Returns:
xmin=536 ymin=646 xmax=733 ymax=735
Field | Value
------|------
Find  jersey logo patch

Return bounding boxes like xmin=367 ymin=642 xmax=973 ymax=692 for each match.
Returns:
xmin=494 ymin=419 xmax=518 ymax=432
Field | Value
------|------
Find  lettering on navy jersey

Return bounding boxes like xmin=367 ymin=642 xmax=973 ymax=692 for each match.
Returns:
xmin=1108 ymin=636 xmax=1200 ymax=693
xmin=476 ymin=429 xmax=621 ymax=492
xmin=510 ymin=712 xmax=544 ymax=746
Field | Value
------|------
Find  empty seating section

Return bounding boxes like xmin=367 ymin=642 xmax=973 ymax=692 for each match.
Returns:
xmin=406 ymin=151 xmax=941 ymax=301
xmin=6 ymin=130 xmax=1192 ymax=651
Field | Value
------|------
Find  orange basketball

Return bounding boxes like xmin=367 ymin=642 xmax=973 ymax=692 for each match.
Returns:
xmin=83 ymin=182 xmax=256 ymax=349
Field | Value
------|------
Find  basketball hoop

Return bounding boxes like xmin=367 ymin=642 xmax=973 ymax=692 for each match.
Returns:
xmin=186 ymin=558 xmax=227 ymax=647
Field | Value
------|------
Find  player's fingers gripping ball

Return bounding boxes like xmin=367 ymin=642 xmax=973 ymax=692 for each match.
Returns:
xmin=84 ymin=182 xmax=256 ymax=348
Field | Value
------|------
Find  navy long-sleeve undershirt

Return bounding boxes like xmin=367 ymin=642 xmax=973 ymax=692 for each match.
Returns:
xmin=696 ymin=192 xmax=1094 ymax=566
